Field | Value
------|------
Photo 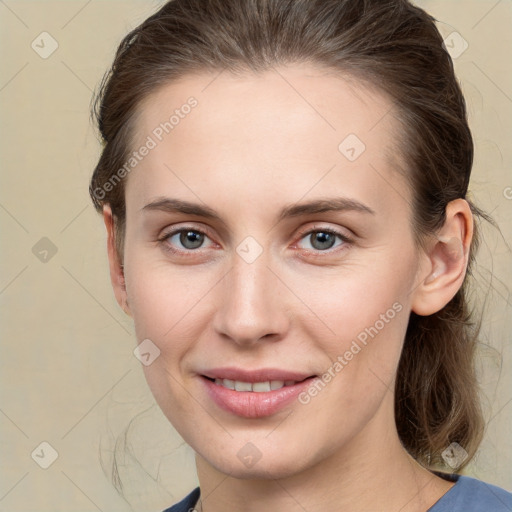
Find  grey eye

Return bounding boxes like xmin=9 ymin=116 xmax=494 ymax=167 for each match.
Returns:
xmin=309 ymin=232 xmax=336 ymax=250
xmin=179 ymin=230 xmax=205 ymax=249
xmin=297 ymin=230 xmax=345 ymax=251
xmin=165 ymin=230 xmax=208 ymax=250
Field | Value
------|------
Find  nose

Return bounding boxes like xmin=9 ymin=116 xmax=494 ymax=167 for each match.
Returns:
xmin=212 ymin=252 xmax=291 ymax=347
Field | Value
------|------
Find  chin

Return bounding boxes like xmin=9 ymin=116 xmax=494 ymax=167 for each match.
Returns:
xmin=213 ymin=457 xmax=306 ymax=480
xmin=197 ymin=439 xmax=317 ymax=481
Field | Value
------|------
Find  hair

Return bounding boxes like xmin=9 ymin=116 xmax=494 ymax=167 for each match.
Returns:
xmin=90 ymin=0 xmax=486 ymax=477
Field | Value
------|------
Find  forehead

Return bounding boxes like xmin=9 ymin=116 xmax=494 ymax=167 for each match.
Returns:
xmin=135 ymin=64 xmax=396 ymax=148
xmin=126 ymin=64 xmax=410 ymax=217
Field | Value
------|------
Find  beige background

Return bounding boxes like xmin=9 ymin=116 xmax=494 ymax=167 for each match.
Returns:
xmin=0 ymin=1 xmax=511 ymax=511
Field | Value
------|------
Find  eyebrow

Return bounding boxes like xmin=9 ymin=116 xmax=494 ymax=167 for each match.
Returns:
xmin=141 ymin=197 xmax=375 ymax=222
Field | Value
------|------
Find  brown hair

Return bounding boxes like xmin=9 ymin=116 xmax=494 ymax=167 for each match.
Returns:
xmin=90 ymin=0 xmax=484 ymax=473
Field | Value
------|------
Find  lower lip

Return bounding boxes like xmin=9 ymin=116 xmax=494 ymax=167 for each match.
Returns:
xmin=201 ymin=376 xmax=317 ymax=418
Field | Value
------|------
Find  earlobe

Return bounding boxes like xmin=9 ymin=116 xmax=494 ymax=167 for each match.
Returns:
xmin=411 ymin=199 xmax=473 ymax=316
xmin=102 ymin=205 xmax=132 ymax=317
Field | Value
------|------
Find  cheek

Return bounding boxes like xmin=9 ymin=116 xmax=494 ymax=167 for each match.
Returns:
xmin=291 ymin=253 xmax=415 ymax=399
xmin=123 ymin=249 xmax=209 ymax=343
xmin=292 ymin=291 xmax=409 ymax=451
xmin=122 ymin=250 xmax=220 ymax=413
xmin=125 ymin=260 xmax=206 ymax=424
xmin=296 ymin=256 xmax=414 ymax=345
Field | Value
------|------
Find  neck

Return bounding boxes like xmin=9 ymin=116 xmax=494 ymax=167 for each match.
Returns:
xmin=194 ymin=394 xmax=453 ymax=512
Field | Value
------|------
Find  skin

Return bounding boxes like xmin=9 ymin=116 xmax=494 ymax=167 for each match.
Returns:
xmin=103 ymin=63 xmax=473 ymax=512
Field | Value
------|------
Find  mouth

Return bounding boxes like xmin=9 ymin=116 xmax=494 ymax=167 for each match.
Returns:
xmin=199 ymin=368 xmax=318 ymax=418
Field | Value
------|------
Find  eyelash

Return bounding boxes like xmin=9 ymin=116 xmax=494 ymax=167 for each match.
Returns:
xmin=157 ymin=225 xmax=353 ymax=257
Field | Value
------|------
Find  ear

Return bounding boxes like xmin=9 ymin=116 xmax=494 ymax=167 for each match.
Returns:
xmin=103 ymin=205 xmax=132 ymax=317
xmin=411 ymin=199 xmax=473 ymax=316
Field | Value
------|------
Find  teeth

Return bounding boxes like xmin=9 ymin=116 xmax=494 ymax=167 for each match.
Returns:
xmin=235 ymin=381 xmax=252 ymax=392
xmin=252 ymin=381 xmax=271 ymax=392
xmin=213 ymin=378 xmax=295 ymax=392
xmin=270 ymin=380 xmax=285 ymax=390
xmin=223 ymin=379 xmax=235 ymax=390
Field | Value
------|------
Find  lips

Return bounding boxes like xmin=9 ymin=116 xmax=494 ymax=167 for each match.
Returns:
xmin=200 ymin=367 xmax=317 ymax=418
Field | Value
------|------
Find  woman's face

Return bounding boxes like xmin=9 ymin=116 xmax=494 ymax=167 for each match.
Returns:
xmin=120 ymin=64 xmax=427 ymax=478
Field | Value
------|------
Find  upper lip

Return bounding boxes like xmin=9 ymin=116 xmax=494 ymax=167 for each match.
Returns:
xmin=201 ymin=367 xmax=316 ymax=383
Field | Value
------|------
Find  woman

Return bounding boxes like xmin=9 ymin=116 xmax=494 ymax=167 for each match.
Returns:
xmin=89 ymin=0 xmax=512 ymax=510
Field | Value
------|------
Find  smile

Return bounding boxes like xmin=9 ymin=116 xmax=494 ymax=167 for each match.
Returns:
xmin=200 ymin=369 xmax=317 ymax=418
xmin=212 ymin=378 xmax=299 ymax=392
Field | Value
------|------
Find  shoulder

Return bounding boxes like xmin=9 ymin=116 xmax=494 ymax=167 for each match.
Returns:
xmin=161 ymin=479 xmax=512 ymax=512
xmin=429 ymin=475 xmax=512 ymax=511
xmin=162 ymin=487 xmax=200 ymax=512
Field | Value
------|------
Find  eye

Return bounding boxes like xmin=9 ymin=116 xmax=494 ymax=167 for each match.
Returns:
xmin=159 ymin=227 xmax=216 ymax=253
xmin=296 ymin=228 xmax=350 ymax=252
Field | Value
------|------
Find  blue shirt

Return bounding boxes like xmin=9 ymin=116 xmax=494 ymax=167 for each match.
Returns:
xmin=162 ymin=475 xmax=512 ymax=511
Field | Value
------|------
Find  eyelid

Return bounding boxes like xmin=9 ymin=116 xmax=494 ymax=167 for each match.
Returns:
xmin=295 ymin=224 xmax=354 ymax=242
xmin=159 ymin=223 xmax=214 ymax=240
